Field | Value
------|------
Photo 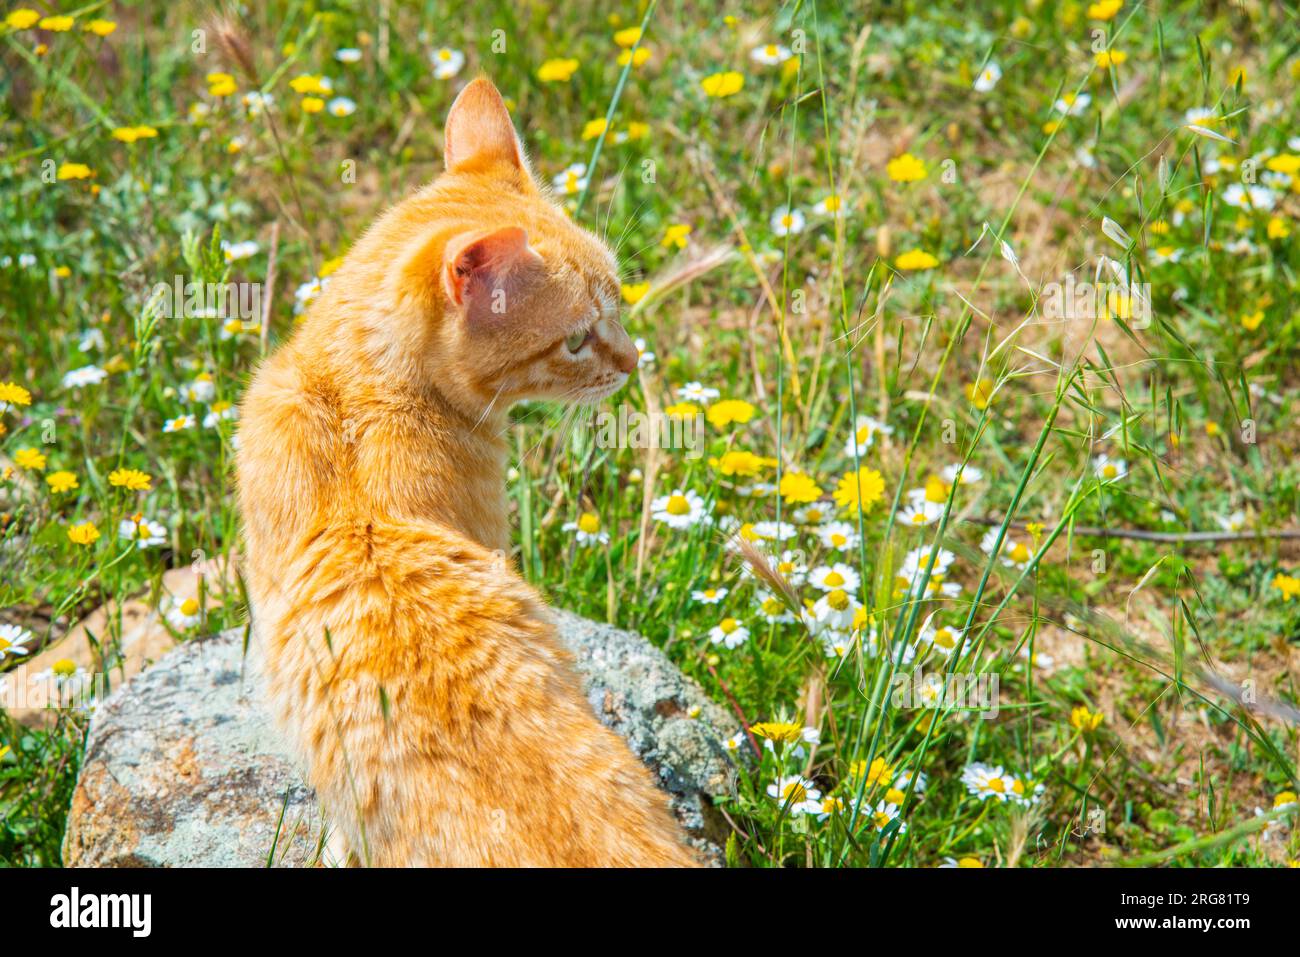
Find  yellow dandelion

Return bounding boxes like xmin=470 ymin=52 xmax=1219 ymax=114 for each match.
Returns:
xmin=108 ymin=467 xmax=152 ymax=491
xmin=886 ymin=152 xmax=928 ymax=183
xmin=700 ymin=71 xmax=744 ymax=98
xmin=833 ymin=466 xmax=885 ymax=515
xmin=14 ymin=447 xmax=45 ymax=470
xmin=779 ymin=472 xmax=823 ymax=505
xmin=706 ymin=399 xmax=756 ymax=429
xmin=46 ymin=470 xmax=78 ymax=493
xmin=67 ymin=521 xmax=100 ymax=545
xmin=895 ymin=249 xmax=939 ymax=271
xmin=537 ymin=58 xmax=580 ymax=82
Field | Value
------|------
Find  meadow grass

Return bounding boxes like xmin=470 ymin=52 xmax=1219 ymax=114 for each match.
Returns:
xmin=1 ymin=0 xmax=1299 ymax=867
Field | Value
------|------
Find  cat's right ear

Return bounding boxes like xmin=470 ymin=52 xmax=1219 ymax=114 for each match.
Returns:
xmin=443 ymin=77 xmax=528 ymax=178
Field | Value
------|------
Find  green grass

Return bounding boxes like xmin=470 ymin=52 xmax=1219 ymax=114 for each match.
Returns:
xmin=2 ymin=0 xmax=1299 ymax=867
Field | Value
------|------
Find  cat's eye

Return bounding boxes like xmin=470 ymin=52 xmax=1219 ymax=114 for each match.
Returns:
xmin=564 ymin=329 xmax=590 ymax=353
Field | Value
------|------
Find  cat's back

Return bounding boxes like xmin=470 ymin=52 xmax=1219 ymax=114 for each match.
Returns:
xmin=235 ymin=333 xmax=345 ymax=562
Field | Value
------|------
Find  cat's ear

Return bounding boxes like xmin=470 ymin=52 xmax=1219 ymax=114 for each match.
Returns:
xmin=442 ymin=227 xmax=542 ymax=322
xmin=443 ymin=77 xmax=527 ymax=176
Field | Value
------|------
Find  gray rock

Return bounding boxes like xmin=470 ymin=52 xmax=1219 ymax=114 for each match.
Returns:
xmin=63 ymin=610 xmax=738 ymax=866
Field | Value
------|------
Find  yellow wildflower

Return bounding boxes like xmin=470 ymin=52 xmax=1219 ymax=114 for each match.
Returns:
xmin=706 ymin=399 xmax=755 ymax=429
xmin=886 ymin=152 xmax=927 ymax=183
xmin=779 ymin=472 xmax=822 ymax=505
xmin=108 ymin=467 xmax=152 ymax=491
xmin=895 ymin=249 xmax=938 ymax=270
xmin=0 ymin=382 xmax=32 ymax=407
xmin=67 ymin=521 xmax=100 ymax=545
xmin=46 ymin=470 xmax=78 ymax=493
xmin=5 ymin=8 xmax=39 ymax=29
xmin=661 ymin=223 xmax=692 ymax=248
xmin=14 ymin=447 xmax=45 ymax=470
xmin=700 ymin=71 xmax=744 ymax=98
xmin=833 ymin=466 xmax=885 ymax=515
xmin=537 ymin=58 xmax=580 ymax=82
xmin=1070 ymin=706 xmax=1104 ymax=732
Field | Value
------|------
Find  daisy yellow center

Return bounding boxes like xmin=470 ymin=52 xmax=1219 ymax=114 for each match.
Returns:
xmin=438 ymin=50 xmax=452 ymax=61
xmin=762 ymin=598 xmax=783 ymax=614
xmin=910 ymin=512 xmax=928 ymax=525
xmin=765 ymin=45 xmax=778 ymax=56
xmin=885 ymin=788 xmax=906 ymax=804
xmin=180 ymin=598 xmax=200 ymax=616
xmin=873 ymin=811 xmax=891 ymax=828
xmin=53 ymin=658 xmax=76 ymax=677
xmin=719 ymin=618 xmax=738 ymax=634
xmin=777 ymin=561 xmax=794 ymax=574
xmin=856 ymin=425 xmax=871 ymax=443
xmin=666 ymin=494 xmax=690 ymax=516
xmin=831 ymin=534 xmax=847 ymax=547
xmin=578 ymin=513 xmax=601 ymax=534
xmin=934 ymin=628 xmax=954 ymax=649
xmin=1102 ymin=464 xmax=1118 ymax=478
xmin=824 ymin=571 xmax=845 ymax=587
xmin=780 ymin=214 xmax=794 ymax=227
xmin=0 ymin=638 xmax=9 ymax=652
xmin=827 ymin=589 xmax=849 ymax=610
xmin=924 ymin=476 xmax=948 ymax=503
xmin=1009 ymin=543 xmax=1031 ymax=563
xmin=987 ymin=777 xmax=1005 ymax=793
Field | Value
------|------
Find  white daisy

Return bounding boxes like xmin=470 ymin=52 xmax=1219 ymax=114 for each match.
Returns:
xmin=118 ymin=515 xmax=167 ymax=549
xmin=165 ymin=596 xmax=204 ymax=631
xmin=750 ymin=520 xmax=797 ymax=542
xmin=792 ymin=504 xmax=830 ymax=525
xmin=817 ymin=521 xmax=861 ymax=552
xmin=961 ymin=762 xmax=1016 ymax=802
xmin=221 ymin=239 xmax=259 ymax=262
xmin=812 ymin=589 xmax=860 ymax=632
xmin=182 ymin=375 xmax=216 ymax=404
xmin=973 ymin=62 xmax=1002 ymax=92
xmin=691 ymin=586 xmax=729 ymax=605
xmin=430 ymin=47 xmax=465 ymax=79
xmin=561 ymin=512 xmax=610 ymax=546
xmin=843 ymin=415 xmax=892 ymax=457
xmin=62 ymin=365 xmax=108 ymax=389
xmin=1054 ymin=92 xmax=1091 ymax=115
xmin=1222 ymin=183 xmax=1278 ymax=211
xmin=552 ymin=162 xmax=589 ymax=195
xmin=676 ymin=381 xmax=721 ymax=402
xmin=334 ymin=48 xmax=362 ymax=64
xmin=767 ymin=775 xmax=821 ymax=811
xmin=1216 ymin=510 xmax=1247 ymax=533
xmin=899 ymin=500 xmax=943 ymax=526
xmin=755 ymin=590 xmax=795 ymax=624
xmin=327 ymin=96 xmax=357 ymax=118
xmin=749 ymin=43 xmax=793 ymax=66
xmin=203 ymin=402 xmax=238 ymax=429
xmin=940 ymin=463 xmax=982 ymax=486
xmin=708 ymin=617 xmax=750 ymax=649
xmin=1093 ymin=453 xmax=1127 ymax=482
xmin=633 ymin=337 xmax=655 ymax=367
xmin=770 ymin=206 xmax=806 ymax=236
xmin=0 ymin=623 xmax=34 ymax=659
xmin=163 ymin=414 xmax=196 ymax=433
xmin=78 ymin=328 xmax=105 ymax=352
xmin=650 ymin=488 xmax=711 ymax=529
xmin=808 ymin=562 xmax=861 ymax=593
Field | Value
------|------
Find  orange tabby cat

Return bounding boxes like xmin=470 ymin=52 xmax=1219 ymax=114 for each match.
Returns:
xmin=235 ymin=77 xmax=697 ymax=867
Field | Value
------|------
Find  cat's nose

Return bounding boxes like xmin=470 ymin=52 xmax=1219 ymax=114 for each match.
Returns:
xmin=600 ymin=318 xmax=639 ymax=374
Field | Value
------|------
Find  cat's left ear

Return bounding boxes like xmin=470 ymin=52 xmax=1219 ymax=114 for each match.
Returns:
xmin=443 ymin=77 xmax=528 ymax=177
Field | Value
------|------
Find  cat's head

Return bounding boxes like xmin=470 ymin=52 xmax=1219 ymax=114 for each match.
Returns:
xmin=376 ymin=77 xmax=638 ymax=418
